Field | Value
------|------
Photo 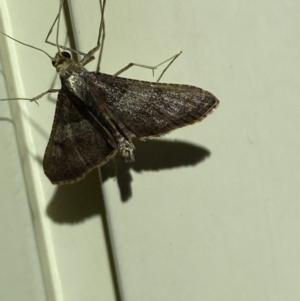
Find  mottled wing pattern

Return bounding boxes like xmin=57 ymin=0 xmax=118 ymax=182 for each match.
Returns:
xmin=87 ymin=72 xmax=219 ymax=138
xmin=43 ymin=90 xmax=117 ymax=184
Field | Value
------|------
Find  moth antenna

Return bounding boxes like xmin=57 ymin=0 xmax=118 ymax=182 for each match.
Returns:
xmin=56 ymin=0 xmax=65 ymax=56
xmin=0 ymin=30 xmax=53 ymax=60
xmin=80 ymin=0 xmax=107 ymax=66
xmin=97 ymin=0 xmax=106 ymax=49
xmin=44 ymin=2 xmax=86 ymax=57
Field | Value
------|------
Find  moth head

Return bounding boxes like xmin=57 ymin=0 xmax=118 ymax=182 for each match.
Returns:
xmin=52 ymin=51 xmax=73 ymax=75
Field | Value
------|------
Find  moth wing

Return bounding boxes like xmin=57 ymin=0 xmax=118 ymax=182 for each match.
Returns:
xmin=43 ymin=90 xmax=117 ymax=184
xmin=88 ymin=72 xmax=219 ymax=138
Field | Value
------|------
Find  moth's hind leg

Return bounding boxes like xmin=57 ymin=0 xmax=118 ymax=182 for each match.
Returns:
xmin=113 ymin=51 xmax=182 ymax=83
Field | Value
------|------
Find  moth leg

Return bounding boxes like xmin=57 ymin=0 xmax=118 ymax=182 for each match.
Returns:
xmin=0 ymin=89 xmax=60 ymax=103
xmin=45 ymin=0 xmax=86 ymax=57
xmin=80 ymin=0 xmax=107 ymax=66
xmin=113 ymin=51 xmax=182 ymax=83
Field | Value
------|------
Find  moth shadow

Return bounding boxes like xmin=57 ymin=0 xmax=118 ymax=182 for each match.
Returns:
xmin=102 ymin=138 xmax=211 ymax=202
xmin=46 ymin=169 xmax=105 ymax=223
xmin=46 ymin=138 xmax=210 ymax=223
xmin=46 ymin=166 xmax=122 ymax=301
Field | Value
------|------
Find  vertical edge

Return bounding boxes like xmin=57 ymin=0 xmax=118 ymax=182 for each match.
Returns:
xmin=0 ymin=2 xmax=64 ymax=301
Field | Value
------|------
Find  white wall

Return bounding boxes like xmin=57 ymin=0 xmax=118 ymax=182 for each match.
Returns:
xmin=0 ymin=0 xmax=300 ymax=300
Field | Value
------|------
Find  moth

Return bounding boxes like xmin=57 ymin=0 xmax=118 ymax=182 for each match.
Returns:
xmin=0 ymin=0 xmax=219 ymax=185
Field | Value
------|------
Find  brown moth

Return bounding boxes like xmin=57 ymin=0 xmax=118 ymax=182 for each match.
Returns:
xmin=1 ymin=0 xmax=219 ymax=184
